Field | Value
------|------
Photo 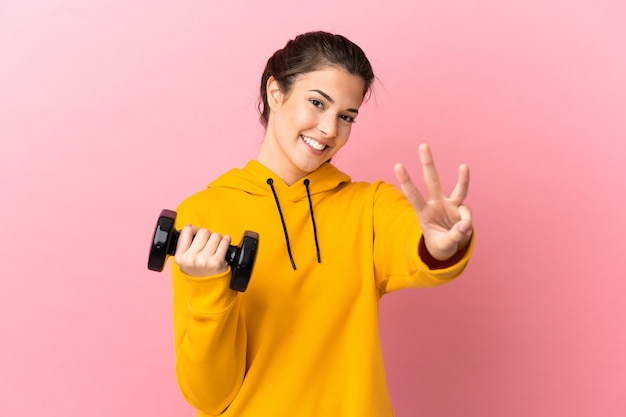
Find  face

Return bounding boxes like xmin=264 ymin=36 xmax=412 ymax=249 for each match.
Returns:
xmin=258 ymin=66 xmax=366 ymax=185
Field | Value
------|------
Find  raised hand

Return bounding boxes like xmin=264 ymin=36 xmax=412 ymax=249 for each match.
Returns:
xmin=394 ymin=143 xmax=473 ymax=261
xmin=175 ymin=225 xmax=232 ymax=277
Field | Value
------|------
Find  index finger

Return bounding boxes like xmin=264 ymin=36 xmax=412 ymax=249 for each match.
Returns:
xmin=176 ymin=225 xmax=199 ymax=253
xmin=394 ymin=162 xmax=427 ymax=211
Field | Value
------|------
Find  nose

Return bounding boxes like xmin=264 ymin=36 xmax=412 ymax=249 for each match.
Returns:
xmin=318 ymin=113 xmax=338 ymax=138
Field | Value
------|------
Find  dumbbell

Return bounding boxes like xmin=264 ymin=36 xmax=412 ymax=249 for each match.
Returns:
xmin=147 ymin=209 xmax=259 ymax=292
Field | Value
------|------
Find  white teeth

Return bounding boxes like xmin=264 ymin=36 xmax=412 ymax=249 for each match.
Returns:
xmin=301 ymin=135 xmax=326 ymax=151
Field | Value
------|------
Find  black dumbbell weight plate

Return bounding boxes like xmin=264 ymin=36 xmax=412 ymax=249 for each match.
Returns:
xmin=148 ymin=209 xmax=178 ymax=272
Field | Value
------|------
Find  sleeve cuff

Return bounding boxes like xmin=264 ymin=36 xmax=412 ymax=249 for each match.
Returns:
xmin=182 ymin=267 xmax=238 ymax=316
xmin=418 ymin=233 xmax=474 ymax=270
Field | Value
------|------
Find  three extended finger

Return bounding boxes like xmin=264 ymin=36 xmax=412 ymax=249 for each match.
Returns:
xmin=419 ymin=143 xmax=444 ymax=199
xmin=450 ymin=163 xmax=470 ymax=204
xmin=394 ymin=162 xmax=426 ymax=211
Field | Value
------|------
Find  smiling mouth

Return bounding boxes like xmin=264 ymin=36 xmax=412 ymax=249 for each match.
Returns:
xmin=301 ymin=135 xmax=327 ymax=151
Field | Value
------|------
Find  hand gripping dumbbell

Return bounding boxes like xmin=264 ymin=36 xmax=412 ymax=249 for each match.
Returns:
xmin=147 ymin=209 xmax=259 ymax=292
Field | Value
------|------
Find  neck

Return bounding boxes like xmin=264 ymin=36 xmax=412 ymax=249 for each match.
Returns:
xmin=255 ymin=142 xmax=304 ymax=186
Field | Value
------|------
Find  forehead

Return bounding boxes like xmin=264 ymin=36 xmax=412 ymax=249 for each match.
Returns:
xmin=292 ymin=67 xmax=366 ymax=106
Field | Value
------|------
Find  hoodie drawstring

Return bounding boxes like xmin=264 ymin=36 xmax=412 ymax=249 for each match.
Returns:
xmin=267 ymin=178 xmax=297 ymax=270
xmin=266 ymin=178 xmax=322 ymax=270
xmin=304 ymin=179 xmax=321 ymax=263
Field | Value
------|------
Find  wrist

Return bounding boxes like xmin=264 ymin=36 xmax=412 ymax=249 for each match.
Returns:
xmin=418 ymin=236 xmax=470 ymax=270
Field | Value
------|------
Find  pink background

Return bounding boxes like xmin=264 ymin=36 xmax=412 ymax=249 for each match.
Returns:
xmin=1 ymin=0 xmax=625 ymax=415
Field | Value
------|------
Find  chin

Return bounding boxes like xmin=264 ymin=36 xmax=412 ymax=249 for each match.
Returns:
xmin=296 ymin=160 xmax=325 ymax=175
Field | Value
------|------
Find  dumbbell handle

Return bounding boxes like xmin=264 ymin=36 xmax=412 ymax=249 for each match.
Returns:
xmin=148 ymin=209 xmax=259 ymax=292
xmin=166 ymin=227 xmax=240 ymax=266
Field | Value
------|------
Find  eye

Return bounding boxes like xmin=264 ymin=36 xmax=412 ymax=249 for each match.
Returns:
xmin=309 ymin=99 xmax=324 ymax=108
xmin=339 ymin=114 xmax=356 ymax=124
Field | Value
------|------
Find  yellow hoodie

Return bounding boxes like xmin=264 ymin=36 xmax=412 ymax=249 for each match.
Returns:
xmin=171 ymin=160 xmax=473 ymax=417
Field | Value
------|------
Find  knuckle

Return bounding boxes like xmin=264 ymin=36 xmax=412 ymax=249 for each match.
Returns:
xmin=195 ymin=228 xmax=209 ymax=238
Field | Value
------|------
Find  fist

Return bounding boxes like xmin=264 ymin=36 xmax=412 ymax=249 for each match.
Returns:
xmin=174 ymin=225 xmax=232 ymax=277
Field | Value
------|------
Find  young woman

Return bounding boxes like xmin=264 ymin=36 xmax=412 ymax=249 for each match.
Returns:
xmin=170 ymin=31 xmax=473 ymax=416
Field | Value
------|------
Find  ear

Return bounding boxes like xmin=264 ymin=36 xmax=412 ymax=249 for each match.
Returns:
xmin=266 ymin=76 xmax=283 ymax=110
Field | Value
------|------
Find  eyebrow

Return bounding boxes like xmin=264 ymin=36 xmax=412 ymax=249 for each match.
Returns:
xmin=308 ymin=89 xmax=359 ymax=114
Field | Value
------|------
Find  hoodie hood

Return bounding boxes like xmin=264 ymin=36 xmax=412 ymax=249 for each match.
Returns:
xmin=208 ymin=160 xmax=351 ymax=202
xmin=208 ymin=160 xmax=351 ymax=270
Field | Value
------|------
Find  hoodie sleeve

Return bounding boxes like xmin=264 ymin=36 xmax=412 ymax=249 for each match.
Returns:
xmin=371 ymin=182 xmax=473 ymax=294
xmin=170 ymin=204 xmax=247 ymax=415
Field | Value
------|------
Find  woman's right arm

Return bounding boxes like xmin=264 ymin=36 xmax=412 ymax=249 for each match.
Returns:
xmin=170 ymin=213 xmax=247 ymax=415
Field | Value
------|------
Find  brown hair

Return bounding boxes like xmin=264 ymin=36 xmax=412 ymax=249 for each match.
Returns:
xmin=258 ymin=31 xmax=375 ymax=128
